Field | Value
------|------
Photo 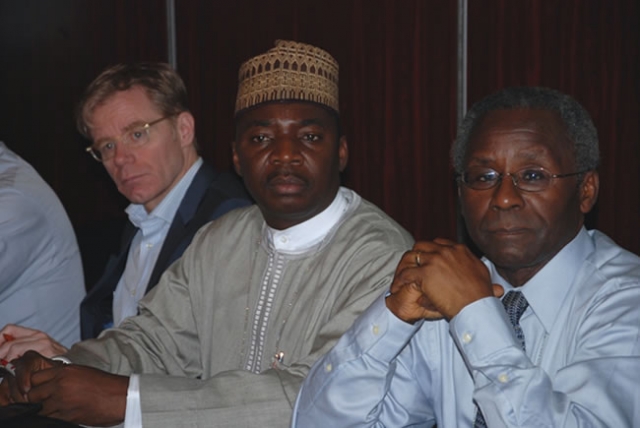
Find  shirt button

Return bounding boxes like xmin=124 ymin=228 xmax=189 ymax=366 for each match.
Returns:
xmin=280 ymin=236 xmax=288 ymax=244
xmin=325 ymin=363 xmax=332 ymax=373
xmin=498 ymin=373 xmax=509 ymax=383
xmin=462 ymin=332 xmax=473 ymax=344
xmin=372 ymin=325 xmax=380 ymax=335
xmin=146 ymin=242 xmax=153 ymax=249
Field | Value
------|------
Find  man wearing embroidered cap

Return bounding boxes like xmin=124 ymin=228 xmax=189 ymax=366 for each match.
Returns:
xmin=1 ymin=41 xmax=413 ymax=427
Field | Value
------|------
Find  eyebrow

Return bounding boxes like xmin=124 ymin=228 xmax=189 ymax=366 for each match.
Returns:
xmin=238 ymin=117 xmax=329 ymax=133
xmin=237 ymin=119 xmax=272 ymax=134
xmin=468 ymin=148 xmax=549 ymax=164
xmin=92 ymin=120 xmax=147 ymax=145
xmin=301 ymin=117 xmax=328 ymax=126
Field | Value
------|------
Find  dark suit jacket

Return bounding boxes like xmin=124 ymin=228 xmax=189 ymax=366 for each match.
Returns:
xmin=79 ymin=162 xmax=251 ymax=339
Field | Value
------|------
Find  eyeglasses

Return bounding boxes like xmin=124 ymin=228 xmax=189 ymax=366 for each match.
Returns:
xmin=458 ymin=167 xmax=588 ymax=192
xmin=85 ymin=115 xmax=175 ymax=162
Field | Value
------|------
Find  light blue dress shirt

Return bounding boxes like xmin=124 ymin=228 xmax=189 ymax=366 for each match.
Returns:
xmin=293 ymin=228 xmax=640 ymax=427
xmin=0 ymin=142 xmax=85 ymax=348
xmin=113 ymin=158 xmax=203 ymax=326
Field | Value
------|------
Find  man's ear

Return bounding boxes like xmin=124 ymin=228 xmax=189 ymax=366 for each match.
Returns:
xmin=231 ymin=141 xmax=242 ymax=177
xmin=579 ymin=170 xmax=599 ymax=214
xmin=176 ymin=111 xmax=196 ymax=147
xmin=457 ymin=178 xmax=465 ymax=209
xmin=338 ymin=136 xmax=348 ymax=172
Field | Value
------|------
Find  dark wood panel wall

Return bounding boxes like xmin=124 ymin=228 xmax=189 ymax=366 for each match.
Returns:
xmin=0 ymin=0 xmax=637 ymax=259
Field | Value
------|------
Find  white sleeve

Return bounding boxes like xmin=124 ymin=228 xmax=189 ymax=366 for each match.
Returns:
xmin=123 ymin=374 xmax=142 ymax=428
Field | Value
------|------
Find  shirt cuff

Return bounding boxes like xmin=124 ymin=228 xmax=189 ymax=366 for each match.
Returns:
xmin=449 ymin=296 xmax=518 ymax=366
xmin=352 ymin=293 xmax=422 ymax=363
xmin=51 ymin=355 xmax=72 ymax=365
xmin=123 ymin=374 xmax=142 ymax=428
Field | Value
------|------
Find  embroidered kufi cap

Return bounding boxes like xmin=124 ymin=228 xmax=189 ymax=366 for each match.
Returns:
xmin=235 ymin=40 xmax=339 ymax=115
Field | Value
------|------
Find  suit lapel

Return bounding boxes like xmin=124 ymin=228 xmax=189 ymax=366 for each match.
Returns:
xmin=80 ymin=221 xmax=138 ymax=339
xmin=145 ymin=163 xmax=217 ymax=292
xmin=87 ymin=221 xmax=138 ymax=300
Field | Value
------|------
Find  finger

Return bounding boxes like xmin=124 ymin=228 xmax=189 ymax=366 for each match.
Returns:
xmin=400 ymin=248 xmax=434 ymax=269
xmin=0 ymin=326 xmax=37 ymax=356
xmin=412 ymin=240 xmax=453 ymax=253
xmin=492 ymin=284 xmax=505 ymax=298
xmin=394 ymin=265 xmax=427 ymax=288
xmin=27 ymin=375 xmax=57 ymax=407
xmin=416 ymin=290 xmax=439 ymax=313
xmin=12 ymin=350 xmax=55 ymax=396
xmin=1 ymin=324 xmax=38 ymax=340
xmin=431 ymin=237 xmax=458 ymax=247
xmin=390 ymin=264 xmax=423 ymax=293
xmin=0 ymin=339 xmax=29 ymax=361
xmin=414 ymin=251 xmax=422 ymax=267
xmin=386 ymin=281 xmax=426 ymax=323
xmin=0 ymin=342 xmax=11 ymax=359
xmin=6 ymin=373 xmax=29 ymax=403
xmin=0 ymin=328 xmax=15 ymax=347
xmin=2 ymin=337 xmax=66 ymax=361
xmin=390 ymin=281 xmax=445 ymax=322
xmin=31 ymin=365 xmax=63 ymax=387
xmin=394 ymin=250 xmax=422 ymax=276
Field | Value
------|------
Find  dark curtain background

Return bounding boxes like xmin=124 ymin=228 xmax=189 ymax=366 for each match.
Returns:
xmin=0 ymin=0 xmax=167 ymax=223
xmin=0 ymin=0 xmax=638 ymax=282
xmin=467 ymin=0 xmax=640 ymax=254
xmin=0 ymin=0 xmax=168 ymax=283
xmin=176 ymin=0 xmax=459 ymax=241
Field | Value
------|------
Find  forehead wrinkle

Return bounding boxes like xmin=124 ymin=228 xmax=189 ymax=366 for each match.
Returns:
xmin=238 ymin=119 xmax=273 ymax=133
xmin=468 ymin=147 xmax=553 ymax=166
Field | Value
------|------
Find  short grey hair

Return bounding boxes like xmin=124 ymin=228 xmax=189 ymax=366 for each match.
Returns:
xmin=452 ymin=87 xmax=600 ymax=174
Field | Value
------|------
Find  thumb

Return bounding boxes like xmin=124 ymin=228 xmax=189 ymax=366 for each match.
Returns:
xmin=492 ymin=284 xmax=505 ymax=298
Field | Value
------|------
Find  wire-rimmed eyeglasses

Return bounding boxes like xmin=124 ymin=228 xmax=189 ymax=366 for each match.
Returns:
xmin=85 ymin=114 xmax=175 ymax=162
xmin=458 ymin=167 xmax=588 ymax=192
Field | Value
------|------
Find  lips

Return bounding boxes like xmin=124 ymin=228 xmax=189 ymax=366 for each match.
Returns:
xmin=486 ymin=227 xmax=530 ymax=237
xmin=119 ymin=172 xmax=146 ymax=186
xmin=266 ymin=170 xmax=307 ymax=194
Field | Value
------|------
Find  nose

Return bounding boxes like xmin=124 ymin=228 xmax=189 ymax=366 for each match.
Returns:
xmin=111 ymin=141 xmax=134 ymax=166
xmin=491 ymin=173 xmax=524 ymax=210
xmin=269 ymin=136 xmax=301 ymax=165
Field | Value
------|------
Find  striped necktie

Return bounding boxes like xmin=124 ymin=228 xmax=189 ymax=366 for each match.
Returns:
xmin=474 ymin=290 xmax=529 ymax=427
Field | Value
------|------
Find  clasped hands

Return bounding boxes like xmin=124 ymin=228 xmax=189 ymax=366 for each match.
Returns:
xmin=0 ymin=350 xmax=128 ymax=426
xmin=386 ymin=238 xmax=504 ymax=323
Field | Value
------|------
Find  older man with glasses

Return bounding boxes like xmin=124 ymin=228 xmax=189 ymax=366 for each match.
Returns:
xmin=294 ymin=86 xmax=640 ymax=428
xmin=0 ymin=62 xmax=251 ymax=360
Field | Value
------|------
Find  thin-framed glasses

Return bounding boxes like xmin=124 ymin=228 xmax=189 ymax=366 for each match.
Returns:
xmin=458 ymin=167 xmax=588 ymax=192
xmin=85 ymin=114 xmax=175 ymax=162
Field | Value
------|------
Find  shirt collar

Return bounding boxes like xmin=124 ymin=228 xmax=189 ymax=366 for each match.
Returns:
xmin=266 ymin=187 xmax=350 ymax=252
xmin=486 ymin=226 xmax=594 ymax=332
xmin=126 ymin=158 xmax=203 ymax=231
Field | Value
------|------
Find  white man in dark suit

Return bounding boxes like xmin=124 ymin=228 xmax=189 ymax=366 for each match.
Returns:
xmin=0 ymin=62 xmax=251 ymax=359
